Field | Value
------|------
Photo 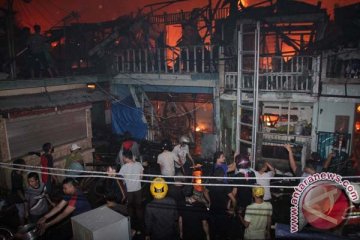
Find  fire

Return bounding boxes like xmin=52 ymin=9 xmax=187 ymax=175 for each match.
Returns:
xmin=239 ymin=0 xmax=249 ymax=8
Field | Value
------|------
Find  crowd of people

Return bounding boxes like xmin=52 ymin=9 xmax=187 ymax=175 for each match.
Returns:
xmin=7 ymin=135 xmax=339 ymax=240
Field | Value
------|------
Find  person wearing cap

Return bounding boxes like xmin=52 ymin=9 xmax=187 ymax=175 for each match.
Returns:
xmin=173 ymin=135 xmax=195 ymax=175
xmin=239 ymin=186 xmax=272 ymax=240
xmin=233 ymin=153 xmax=256 ymax=212
xmin=145 ymin=177 xmax=178 ymax=240
xmin=64 ymin=143 xmax=84 ymax=177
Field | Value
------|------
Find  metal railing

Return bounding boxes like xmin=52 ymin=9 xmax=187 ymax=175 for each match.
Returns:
xmin=150 ymin=8 xmax=229 ymax=25
xmin=114 ymin=45 xmax=219 ymax=74
xmin=224 ymin=55 xmax=319 ymax=93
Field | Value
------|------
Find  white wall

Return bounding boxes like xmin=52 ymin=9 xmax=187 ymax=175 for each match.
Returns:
xmin=316 ymin=100 xmax=355 ymax=134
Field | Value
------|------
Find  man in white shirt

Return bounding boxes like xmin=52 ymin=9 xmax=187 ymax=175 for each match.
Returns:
xmin=119 ymin=150 xmax=144 ymax=234
xmin=172 ymin=135 xmax=195 ymax=175
xmin=254 ymin=161 xmax=276 ymax=201
xmin=157 ymin=140 xmax=179 ymax=177
xmin=239 ymin=186 xmax=272 ymax=240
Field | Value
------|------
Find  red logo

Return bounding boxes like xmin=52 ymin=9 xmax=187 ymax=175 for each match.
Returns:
xmin=301 ymin=183 xmax=349 ymax=229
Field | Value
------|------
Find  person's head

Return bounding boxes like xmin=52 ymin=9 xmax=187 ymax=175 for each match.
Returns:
xmin=42 ymin=142 xmax=53 ymax=153
xmin=62 ymin=178 xmax=78 ymax=195
xmin=150 ymin=177 xmax=168 ymax=200
xmin=161 ymin=139 xmax=173 ymax=151
xmin=179 ymin=135 xmax=190 ymax=146
xmin=256 ymin=161 xmax=267 ymax=172
xmin=70 ymin=143 xmax=81 ymax=153
xmin=107 ymin=165 xmax=120 ymax=177
xmin=27 ymin=172 xmax=40 ymax=189
xmin=235 ymin=153 xmax=250 ymax=170
xmin=213 ymin=151 xmax=225 ymax=165
xmin=122 ymin=150 xmax=133 ymax=163
xmin=13 ymin=158 xmax=25 ymax=170
xmin=252 ymin=185 xmax=265 ymax=199
xmin=33 ymin=24 xmax=41 ymax=33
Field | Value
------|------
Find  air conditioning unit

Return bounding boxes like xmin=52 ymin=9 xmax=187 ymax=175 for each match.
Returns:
xmin=72 ymin=206 xmax=130 ymax=240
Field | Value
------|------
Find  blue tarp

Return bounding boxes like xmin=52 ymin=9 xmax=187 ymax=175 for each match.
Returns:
xmin=111 ymin=98 xmax=147 ymax=139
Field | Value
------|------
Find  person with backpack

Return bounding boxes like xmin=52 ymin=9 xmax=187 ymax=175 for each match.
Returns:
xmin=116 ymin=132 xmax=140 ymax=167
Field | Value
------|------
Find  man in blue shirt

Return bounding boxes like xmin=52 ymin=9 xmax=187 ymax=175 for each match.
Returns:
xmin=38 ymin=178 xmax=91 ymax=240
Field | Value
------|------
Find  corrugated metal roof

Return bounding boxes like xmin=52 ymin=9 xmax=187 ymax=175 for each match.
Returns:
xmin=0 ymin=88 xmax=110 ymax=112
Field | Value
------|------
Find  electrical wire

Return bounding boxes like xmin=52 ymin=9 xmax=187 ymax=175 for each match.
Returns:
xmin=95 ymin=81 xmax=214 ymax=121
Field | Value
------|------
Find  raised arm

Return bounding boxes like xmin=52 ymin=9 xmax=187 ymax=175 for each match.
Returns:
xmin=284 ymin=144 xmax=297 ymax=174
xmin=265 ymin=161 xmax=276 ymax=175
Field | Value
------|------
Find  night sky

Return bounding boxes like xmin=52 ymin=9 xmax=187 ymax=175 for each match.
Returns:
xmin=0 ymin=0 xmax=358 ymax=31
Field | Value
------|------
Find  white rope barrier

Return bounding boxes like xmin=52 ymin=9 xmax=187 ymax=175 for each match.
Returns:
xmin=1 ymin=162 xmax=359 ymax=189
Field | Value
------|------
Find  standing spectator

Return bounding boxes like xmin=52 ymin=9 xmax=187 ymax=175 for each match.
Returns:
xmin=37 ymin=178 xmax=91 ymax=240
xmin=27 ymin=24 xmax=53 ymax=78
xmin=284 ymin=144 xmax=335 ymax=177
xmin=239 ymin=186 xmax=272 ymax=240
xmin=208 ymin=167 xmax=237 ymax=240
xmin=233 ymin=153 xmax=256 ymax=238
xmin=119 ymin=150 xmax=144 ymax=235
xmin=254 ymin=161 xmax=275 ymax=202
xmin=212 ymin=151 xmax=236 ymax=182
xmin=116 ymin=131 xmax=140 ymax=167
xmin=233 ymin=153 xmax=256 ymax=211
xmin=145 ymin=177 xmax=178 ymax=240
xmin=11 ymin=158 xmax=26 ymax=225
xmin=41 ymin=142 xmax=56 ymax=194
xmin=182 ymin=200 xmax=210 ymax=240
xmin=172 ymin=135 xmax=195 ymax=175
xmin=25 ymin=172 xmax=53 ymax=223
xmin=64 ymin=143 xmax=84 ymax=177
xmin=167 ymin=173 xmax=187 ymax=239
xmin=157 ymin=139 xmax=179 ymax=181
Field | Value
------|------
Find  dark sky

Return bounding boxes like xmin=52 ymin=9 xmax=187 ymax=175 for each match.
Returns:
xmin=1 ymin=0 xmax=358 ymax=31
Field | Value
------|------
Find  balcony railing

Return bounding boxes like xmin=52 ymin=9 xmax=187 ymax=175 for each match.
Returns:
xmin=113 ymin=45 xmax=219 ymax=74
xmin=224 ymin=55 xmax=320 ymax=93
